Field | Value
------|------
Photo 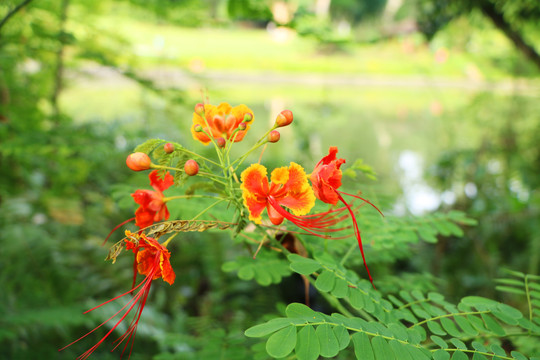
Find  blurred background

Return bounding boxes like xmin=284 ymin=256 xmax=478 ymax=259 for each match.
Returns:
xmin=1 ymin=0 xmax=539 ymax=358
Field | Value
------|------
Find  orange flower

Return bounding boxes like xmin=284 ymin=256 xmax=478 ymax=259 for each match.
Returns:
xmin=310 ymin=147 xmax=383 ymax=289
xmin=191 ymin=102 xmax=254 ymax=145
xmin=132 ymin=170 xmax=174 ymax=229
xmin=60 ymin=232 xmax=175 ymax=359
xmin=241 ymin=162 xmax=315 ymax=225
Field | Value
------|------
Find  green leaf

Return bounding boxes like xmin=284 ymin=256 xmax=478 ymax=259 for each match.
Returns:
xmin=500 ymin=268 xmax=525 ymax=278
xmin=495 ymin=278 xmax=525 ymax=287
xmin=511 ymin=351 xmax=528 ymax=360
xmin=451 ymin=350 xmax=469 ymax=360
xmin=495 ymin=286 xmax=526 ymax=295
xmin=431 ymin=335 xmax=448 ymax=349
xmin=427 ymin=321 xmax=447 ymax=336
xmin=237 ymin=265 xmax=255 ymax=281
xmin=245 ymin=318 xmax=293 ymax=338
xmin=266 ymin=325 xmax=297 ymax=358
xmin=371 ymin=336 xmax=395 ymax=360
xmin=389 ymin=340 xmax=413 ymax=360
xmin=490 ymin=344 xmax=506 ymax=357
xmin=332 ymin=277 xmax=349 ymax=298
xmin=295 ymin=325 xmax=320 ymax=360
xmin=254 ymin=266 xmax=273 ymax=286
xmin=433 ymin=349 xmax=451 ymax=360
xmin=406 ymin=345 xmax=432 ymax=360
xmin=481 ymin=314 xmax=505 ymax=336
xmin=461 ymin=296 xmax=498 ymax=309
xmin=455 ymin=315 xmax=478 ymax=336
xmin=315 ymin=270 xmax=336 ymax=293
xmin=352 ymin=332 xmax=374 ymax=360
xmin=440 ymin=317 xmax=462 ymax=337
xmin=349 ymin=288 xmax=366 ymax=310
xmin=471 ymin=341 xmax=487 ymax=352
xmin=388 ymin=323 xmax=408 ymax=342
xmin=449 ymin=338 xmax=467 ymax=350
xmin=316 ymin=324 xmax=340 ymax=358
xmin=333 ymin=325 xmax=350 ymax=350
xmin=472 ymin=353 xmax=489 ymax=360
xmin=417 ymin=225 xmax=438 ymax=243
xmin=288 ymin=254 xmax=322 ymax=275
xmin=286 ymin=302 xmax=317 ymax=319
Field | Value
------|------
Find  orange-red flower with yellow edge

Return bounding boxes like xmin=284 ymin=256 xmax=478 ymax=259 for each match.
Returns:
xmin=310 ymin=146 xmax=383 ymax=289
xmin=131 ymin=170 xmax=174 ymax=229
xmin=191 ymin=102 xmax=254 ymax=145
xmin=241 ymin=162 xmax=315 ymax=226
xmin=59 ymin=231 xmax=175 ymax=360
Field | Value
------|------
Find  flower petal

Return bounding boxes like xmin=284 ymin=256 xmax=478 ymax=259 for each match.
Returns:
xmin=149 ymin=170 xmax=174 ymax=192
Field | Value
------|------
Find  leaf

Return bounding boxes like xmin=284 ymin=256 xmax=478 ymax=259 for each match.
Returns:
xmin=333 ymin=325 xmax=350 ymax=350
xmin=387 ymin=323 xmax=408 ymax=341
xmin=490 ymin=344 xmax=506 ymax=357
xmin=388 ymin=340 xmax=413 ymax=360
xmin=427 ymin=321 xmax=447 ymax=336
xmin=315 ymin=270 xmax=336 ymax=293
xmin=455 ymin=315 xmax=478 ymax=336
xmin=245 ymin=318 xmax=294 ymax=338
xmin=430 ymin=335 xmax=448 ymax=349
xmin=450 ymin=338 xmax=467 ymax=350
xmin=371 ymin=336 xmax=395 ymax=360
xmin=295 ymin=325 xmax=320 ymax=360
xmin=316 ymin=324 xmax=340 ymax=358
xmin=406 ymin=345 xmax=432 ymax=360
xmin=471 ymin=341 xmax=487 ymax=352
xmin=481 ymin=314 xmax=505 ymax=336
xmin=496 ymin=286 xmax=526 ymax=295
xmin=433 ymin=349 xmax=451 ymax=360
xmin=349 ymin=288 xmax=366 ymax=310
xmin=511 ymin=351 xmax=528 ymax=360
xmin=440 ymin=317 xmax=462 ymax=337
xmin=286 ymin=303 xmax=318 ymax=320
xmin=352 ymin=332 xmax=374 ymax=360
xmin=266 ymin=325 xmax=297 ymax=358
xmin=288 ymin=254 xmax=321 ymax=275
xmin=451 ymin=350 xmax=469 ymax=360
xmin=332 ymin=277 xmax=349 ymax=298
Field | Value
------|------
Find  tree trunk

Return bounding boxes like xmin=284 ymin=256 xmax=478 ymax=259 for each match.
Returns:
xmin=479 ymin=0 xmax=540 ymax=71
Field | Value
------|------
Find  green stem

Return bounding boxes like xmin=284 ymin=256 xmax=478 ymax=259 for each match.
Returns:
xmin=191 ymin=199 xmax=226 ymax=221
xmin=340 ymin=242 xmax=357 ymax=266
xmin=410 ymin=311 xmax=491 ymax=328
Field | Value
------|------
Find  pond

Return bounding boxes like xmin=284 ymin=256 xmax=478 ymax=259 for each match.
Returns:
xmin=60 ymin=68 xmax=540 ymax=215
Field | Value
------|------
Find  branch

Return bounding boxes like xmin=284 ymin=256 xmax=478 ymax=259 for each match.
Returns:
xmin=0 ymin=0 xmax=34 ymax=32
xmin=478 ymin=0 xmax=540 ymax=71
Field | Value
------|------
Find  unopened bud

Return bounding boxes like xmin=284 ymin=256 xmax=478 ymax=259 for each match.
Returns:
xmin=194 ymin=124 xmax=203 ymax=132
xmin=238 ymin=122 xmax=247 ymax=131
xmin=216 ymin=137 xmax=226 ymax=148
xmin=184 ymin=159 xmax=199 ymax=176
xmin=164 ymin=143 xmax=175 ymax=154
xmin=126 ymin=152 xmax=151 ymax=171
xmin=194 ymin=103 xmax=205 ymax=116
xmin=243 ymin=113 xmax=253 ymax=122
xmin=275 ymin=110 xmax=293 ymax=127
xmin=268 ymin=130 xmax=280 ymax=143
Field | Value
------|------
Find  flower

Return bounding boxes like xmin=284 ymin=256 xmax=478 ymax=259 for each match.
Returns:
xmin=59 ymin=232 xmax=175 ymax=359
xmin=191 ymin=102 xmax=254 ymax=145
xmin=241 ymin=162 xmax=315 ymax=226
xmin=310 ymin=147 xmax=383 ymax=288
xmin=132 ymin=170 xmax=174 ymax=229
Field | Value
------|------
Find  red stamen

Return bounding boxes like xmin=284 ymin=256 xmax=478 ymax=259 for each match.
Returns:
xmin=102 ymin=217 xmax=136 ymax=246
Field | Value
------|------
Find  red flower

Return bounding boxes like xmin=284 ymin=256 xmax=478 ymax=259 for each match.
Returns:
xmin=132 ymin=170 xmax=174 ymax=229
xmin=310 ymin=147 xmax=383 ymax=289
xmin=241 ymin=162 xmax=316 ymax=226
xmin=241 ymin=162 xmax=352 ymax=239
xmin=60 ymin=232 xmax=175 ymax=359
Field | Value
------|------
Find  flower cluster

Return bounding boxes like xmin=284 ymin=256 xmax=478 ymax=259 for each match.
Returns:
xmin=63 ymin=100 xmax=381 ymax=359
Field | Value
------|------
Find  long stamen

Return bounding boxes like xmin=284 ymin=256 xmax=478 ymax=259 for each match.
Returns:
xmin=337 ymin=190 xmax=384 ymax=217
xmin=336 ymin=192 xmax=376 ymax=289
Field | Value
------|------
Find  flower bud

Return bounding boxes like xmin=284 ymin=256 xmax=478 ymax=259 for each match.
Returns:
xmin=126 ymin=152 xmax=151 ymax=171
xmin=184 ymin=159 xmax=199 ymax=176
xmin=243 ymin=113 xmax=253 ymax=122
xmin=164 ymin=143 xmax=175 ymax=154
xmin=275 ymin=110 xmax=293 ymax=128
xmin=216 ymin=137 xmax=226 ymax=148
xmin=268 ymin=130 xmax=280 ymax=143
xmin=238 ymin=122 xmax=247 ymax=131
xmin=194 ymin=124 xmax=203 ymax=132
xmin=194 ymin=103 xmax=205 ymax=116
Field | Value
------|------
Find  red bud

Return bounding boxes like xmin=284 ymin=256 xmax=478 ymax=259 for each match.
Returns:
xmin=275 ymin=110 xmax=293 ymax=127
xmin=126 ymin=152 xmax=151 ymax=171
xmin=194 ymin=103 xmax=205 ymax=116
xmin=268 ymin=130 xmax=280 ymax=143
xmin=164 ymin=143 xmax=175 ymax=154
xmin=184 ymin=159 xmax=199 ymax=176
xmin=216 ymin=137 xmax=226 ymax=148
